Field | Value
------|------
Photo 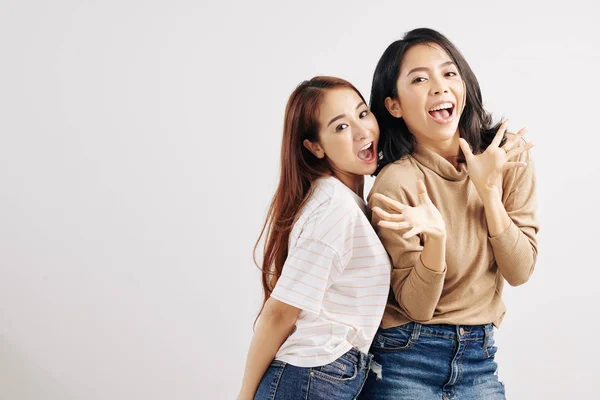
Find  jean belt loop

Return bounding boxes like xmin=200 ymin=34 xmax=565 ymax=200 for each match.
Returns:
xmin=483 ymin=323 xmax=492 ymax=348
xmin=410 ymin=322 xmax=422 ymax=343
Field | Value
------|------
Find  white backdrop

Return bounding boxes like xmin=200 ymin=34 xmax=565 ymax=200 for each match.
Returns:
xmin=1 ymin=1 xmax=598 ymax=399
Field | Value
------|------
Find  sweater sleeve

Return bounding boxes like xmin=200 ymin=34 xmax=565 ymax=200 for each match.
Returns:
xmin=368 ymin=172 xmax=446 ymax=322
xmin=489 ymin=144 xmax=539 ymax=286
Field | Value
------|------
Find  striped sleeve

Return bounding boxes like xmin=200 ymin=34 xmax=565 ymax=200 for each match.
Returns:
xmin=271 ymin=237 xmax=341 ymax=315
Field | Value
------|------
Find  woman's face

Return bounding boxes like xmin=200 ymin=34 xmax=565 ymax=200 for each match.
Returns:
xmin=305 ymin=88 xmax=379 ymax=182
xmin=387 ymin=43 xmax=465 ymax=148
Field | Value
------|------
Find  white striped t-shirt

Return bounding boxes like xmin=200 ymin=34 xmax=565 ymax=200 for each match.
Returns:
xmin=271 ymin=176 xmax=391 ymax=367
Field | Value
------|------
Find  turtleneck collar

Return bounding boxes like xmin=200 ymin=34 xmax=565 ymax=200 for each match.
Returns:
xmin=410 ymin=143 xmax=469 ymax=182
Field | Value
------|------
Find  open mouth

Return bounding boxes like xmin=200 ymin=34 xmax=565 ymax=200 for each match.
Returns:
xmin=428 ymin=102 xmax=455 ymax=124
xmin=357 ymin=141 xmax=376 ymax=163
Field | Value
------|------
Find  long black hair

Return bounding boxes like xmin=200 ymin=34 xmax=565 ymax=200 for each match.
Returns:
xmin=370 ymin=28 xmax=503 ymax=174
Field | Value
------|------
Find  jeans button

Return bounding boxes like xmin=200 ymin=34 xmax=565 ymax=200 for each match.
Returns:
xmin=459 ymin=327 xmax=465 ymax=335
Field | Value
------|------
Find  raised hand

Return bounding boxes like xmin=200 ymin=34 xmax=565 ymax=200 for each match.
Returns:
xmin=372 ymin=179 xmax=446 ymax=240
xmin=458 ymin=121 xmax=534 ymax=199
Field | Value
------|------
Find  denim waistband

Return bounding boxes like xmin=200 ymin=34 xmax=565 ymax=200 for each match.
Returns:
xmin=395 ymin=322 xmax=494 ymax=342
xmin=341 ymin=347 xmax=373 ymax=370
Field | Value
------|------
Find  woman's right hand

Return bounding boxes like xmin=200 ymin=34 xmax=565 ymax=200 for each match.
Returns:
xmin=372 ymin=179 xmax=446 ymax=240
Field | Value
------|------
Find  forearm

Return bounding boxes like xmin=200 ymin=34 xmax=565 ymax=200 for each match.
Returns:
xmin=481 ymin=190 xmax=511 ymax=237
xmin=482 ymin=190 xmax=537 ymax=286
xmin=421 ymin=234 xmax=447 ymax=273
xmin=238 ymin=300 xmax=298 ymax=399
xmin=397 ymin=236 xmax=447 ymax=322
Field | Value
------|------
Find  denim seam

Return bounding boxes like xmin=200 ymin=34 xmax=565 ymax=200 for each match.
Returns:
xmin=372 ymin=335 xmax=414 ymax=352
xmin=485 ymin=344 xmax=496 ymax=359
xmin=456 ymin=340 xmax=469 ymax=385
xmin=417 ymin=332 xmax=456 ymax=339
xmin=309 ymin=362 xmax=358 ymax=383
xmin=268 ymin=362 xmax=286 ymax=400
xmin=444 ymin=338 xmax=465 ymax=395
xmin=328 ymin=360 xmax=347 ymax=373
xmin=304 ymin=373 xmax=310 ymax=400
xmin=411 ymin=322 xmax=421 ymax=342
xmin=372 ymin=323 xmax=421 ymax=353
xmin=352 ymin=358 xmax=372 ymax=400
xmin=483 ymin=325 xmax=495 ymax=359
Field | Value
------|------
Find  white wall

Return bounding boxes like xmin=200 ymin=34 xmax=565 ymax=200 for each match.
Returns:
xmin=0 ymin=0 xmax=598 ymax=399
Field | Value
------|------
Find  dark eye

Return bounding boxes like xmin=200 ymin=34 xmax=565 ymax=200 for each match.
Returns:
xmin=446 ymin=71 xmax=457 ymax=77
xmin=336 ymin=123 xmax=348 ymax=132
xmin=359 ymin=110 xmax=368 ymax=118
xmin=412 ymin=77 xmax=426 ymax=84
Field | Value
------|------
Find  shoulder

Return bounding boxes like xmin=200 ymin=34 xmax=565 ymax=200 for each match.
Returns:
xmin=296 ymin=177 xmax=361 ymax=239
xmin=370 ymin=156 xmax=422 ymax=200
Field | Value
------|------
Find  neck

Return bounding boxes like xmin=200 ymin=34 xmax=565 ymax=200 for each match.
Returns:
xmin=419 ymin=131 xmax=462 ymax=168
xmin=331 ymin=171 xmax=364 ymax=199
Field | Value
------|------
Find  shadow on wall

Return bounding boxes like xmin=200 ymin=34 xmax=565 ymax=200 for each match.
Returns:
xmin=0 ymin=335 xmax=78 ymax=400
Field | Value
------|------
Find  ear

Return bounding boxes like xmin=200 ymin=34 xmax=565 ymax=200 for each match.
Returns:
xmin=303 ymin=139 xmax=325 ymax=159
xmin=384 ymin=96 xmax=403 ymax=119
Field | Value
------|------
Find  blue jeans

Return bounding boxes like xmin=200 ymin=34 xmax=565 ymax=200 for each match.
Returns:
xmin=359 ymin=322 xmax=505 ymax=400
xmin=254 ymin=348 xmax=373 ymax=400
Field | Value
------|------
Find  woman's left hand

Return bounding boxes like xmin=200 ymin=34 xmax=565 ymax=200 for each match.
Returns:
xmin=458 ymin=121 xmax=534 ymax=200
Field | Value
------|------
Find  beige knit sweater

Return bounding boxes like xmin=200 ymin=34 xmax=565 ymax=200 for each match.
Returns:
xmin=368 ymin=141 xmax=538 ymax=328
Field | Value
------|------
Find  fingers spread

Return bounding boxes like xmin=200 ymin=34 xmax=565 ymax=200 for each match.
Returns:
xmin=458 ymin=138 xmax=474 ymax=160
xmin=491 ymin=120 xmax=509 ymax=148
xmin=372 ymin=207 xmax=406 ymax=222
xmin=378 ymin=221 xmax=411 ymax=231
xmin=503 ymin=162 xmax=527 ymax=170
xmin=372 ymin=193 xmax=406 ymax=212
xmin=402 ymin=227 xmax=421 ymax=239
xmin=506 ymin=142 xmax=534 ymax=159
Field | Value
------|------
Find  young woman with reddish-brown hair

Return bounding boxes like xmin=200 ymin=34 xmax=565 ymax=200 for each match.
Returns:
xmin=237 ymin=76 xmax=391 ymax=400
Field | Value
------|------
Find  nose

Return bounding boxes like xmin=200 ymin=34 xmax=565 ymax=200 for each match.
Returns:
xmin=354 ymin=121 xmax=370 ymax=141
xmin=430 ymin=75 xmax=449 ymax=96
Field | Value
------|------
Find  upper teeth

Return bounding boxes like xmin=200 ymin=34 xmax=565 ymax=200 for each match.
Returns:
xmin=360 ymin=142 xmax=372 ymax=151
xmin=429 ymin=102 xmax=453 ymax=111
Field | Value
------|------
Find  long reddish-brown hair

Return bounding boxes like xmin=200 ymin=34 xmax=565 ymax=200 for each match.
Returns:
xmin=254 ymin=76 xmax=367 ymax=318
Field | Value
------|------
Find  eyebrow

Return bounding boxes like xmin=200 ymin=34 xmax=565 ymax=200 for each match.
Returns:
xmin=406 ymin=61 xmax=456 ymax=76
xmin=327 ymin=101 xmax=366 ymax=127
